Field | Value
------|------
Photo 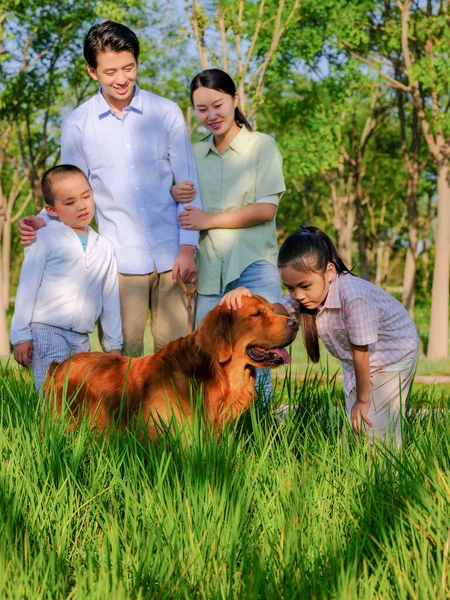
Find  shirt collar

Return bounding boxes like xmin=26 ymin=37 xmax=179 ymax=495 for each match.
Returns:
xmin=200 ymin=126 xmax=251 ymax=157
xmin=95 ymin=84 xmax=143 ymax=118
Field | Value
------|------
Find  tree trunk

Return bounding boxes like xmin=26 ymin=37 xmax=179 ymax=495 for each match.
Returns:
xmin=0 ymin=293 xmax=9 ymax=355
xmin=0 ymin=211 xmax=10 ymax=355
xmin=355 ymin=189 xmax=369 ymax=280
xmin=401 ymin=160 xmax=419 ymax=316
xmin=375 ymin=239 xmax=384 ymax=287
xmin=427 ymin=162 xmax=450 ymax=358
xmin=2 ymin=219 xmax=11 ymax=308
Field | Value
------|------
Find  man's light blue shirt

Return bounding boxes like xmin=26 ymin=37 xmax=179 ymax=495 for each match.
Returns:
xmin=57 ymin=85 xmax=202 ymax=275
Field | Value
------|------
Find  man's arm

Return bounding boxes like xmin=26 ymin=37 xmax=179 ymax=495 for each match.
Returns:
xmin=165 ymin=104 xmax=203 ymax=246
xmin=60 ymin=116 xmax=90 ymax=175
xmin=99 ymin=251 xmax=123 ymax=352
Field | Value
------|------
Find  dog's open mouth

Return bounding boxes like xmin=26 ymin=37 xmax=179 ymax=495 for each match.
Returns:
xmin=246 ymin=345 xmax=292 ymax=367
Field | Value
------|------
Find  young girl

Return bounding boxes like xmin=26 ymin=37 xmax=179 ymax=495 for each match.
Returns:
xmin=222 ymin=226 xmax=420 ymax=447
xmin=172 ymin=68 xmax=286 ymax=399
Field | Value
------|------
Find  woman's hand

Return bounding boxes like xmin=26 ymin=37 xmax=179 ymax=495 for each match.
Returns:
xmin=178 ymin=206 xmax=211 ymax=231
xmin=219 ymin=287 xmax=253 ymax=310
xmin=171 ymin=181 xmax=196 ymax=203
xmin=110 ymin=349 xmax=123 ymax=356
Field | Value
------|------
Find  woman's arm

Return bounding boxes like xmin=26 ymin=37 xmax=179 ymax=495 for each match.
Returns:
xmin=178 ymin=202 xmax=277 ymax=231
xmin=350 ymin=343 xmax=373 ymax=433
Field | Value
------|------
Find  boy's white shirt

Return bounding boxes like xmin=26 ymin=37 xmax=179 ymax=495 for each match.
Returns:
xmin=10 ymin=220 xmax=123 ymax=351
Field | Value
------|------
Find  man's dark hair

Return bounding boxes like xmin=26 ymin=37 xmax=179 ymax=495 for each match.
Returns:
xmin=41 ymin=165 xmax=90 ymax=207
xmin=84 ymin=21 xmax=140 ymax=69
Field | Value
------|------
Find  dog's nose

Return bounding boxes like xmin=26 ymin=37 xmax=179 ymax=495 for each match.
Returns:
xmin=287 ymin=318 xmax=298 ymax=331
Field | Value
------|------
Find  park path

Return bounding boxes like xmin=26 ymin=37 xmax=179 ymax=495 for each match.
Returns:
xmin=279 ymin=374 xmax=450 ymax=385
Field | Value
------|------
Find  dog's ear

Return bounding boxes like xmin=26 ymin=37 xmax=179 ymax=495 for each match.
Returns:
xmin=195 ymin=306 xmax=234 ymax=363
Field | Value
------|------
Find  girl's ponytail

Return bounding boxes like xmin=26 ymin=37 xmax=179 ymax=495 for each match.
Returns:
xmin=278 ymin=225 xmax=352 ymax=363
xmin=299 ymin=307 xmax=320 ymax=363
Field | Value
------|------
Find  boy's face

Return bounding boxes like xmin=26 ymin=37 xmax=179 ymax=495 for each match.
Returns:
xmin=45 ymin=173 xmax=94 ymax=234
xmin=87 ymin=50 xmax=138 ymax=111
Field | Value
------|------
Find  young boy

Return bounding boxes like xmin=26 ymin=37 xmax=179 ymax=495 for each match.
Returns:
xmin=11 ymin=165 xmax=123 ymax=391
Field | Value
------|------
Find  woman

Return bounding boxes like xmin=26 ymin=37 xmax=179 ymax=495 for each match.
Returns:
xmin=172 ymin=68 xmax=286 ymax=400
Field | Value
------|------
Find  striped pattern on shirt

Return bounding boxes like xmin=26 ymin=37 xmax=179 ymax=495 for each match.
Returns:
xmin=279 ymin=273 xmax=420 ymax=394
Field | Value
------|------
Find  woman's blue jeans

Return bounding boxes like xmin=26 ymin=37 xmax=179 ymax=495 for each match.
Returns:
xmin=196 ymin=260 xmax=282 ymax=406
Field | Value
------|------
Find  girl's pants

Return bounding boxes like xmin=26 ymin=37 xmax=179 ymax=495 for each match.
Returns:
xmin=195 ymin=260 xmax=282 ymax=405
xmin=345 ymin=358 xmax=417 ymax=449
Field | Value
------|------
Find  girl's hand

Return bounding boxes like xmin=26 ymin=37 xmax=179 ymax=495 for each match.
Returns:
xmin=219 ymin=287 xmax=253 ymax=310
xmin=351 ymin=399 xmax=373 ymax=434
xmin=14 ymin=341 xmax=33 ymax=367
xmin=171 ymin=181 xmax=196 ymax=203
xmin=178 ymin=206 xmax=211 ymax=230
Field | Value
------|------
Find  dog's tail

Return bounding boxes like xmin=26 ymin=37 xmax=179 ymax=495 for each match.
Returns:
xmin=47 ymin=361 xmax=60 ymax=379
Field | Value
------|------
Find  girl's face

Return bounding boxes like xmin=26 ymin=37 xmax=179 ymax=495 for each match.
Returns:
xmin=192 ymin=86 xmax=240 ymax=140
xmin=280 ymin=262 xmax=336 ymax=309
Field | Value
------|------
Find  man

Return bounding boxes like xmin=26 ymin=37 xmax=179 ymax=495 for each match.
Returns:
xmin=19 ymin=21 xmax=202 ymax=356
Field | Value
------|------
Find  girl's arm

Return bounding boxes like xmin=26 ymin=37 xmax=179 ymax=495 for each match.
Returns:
xmin=219 ymin=286 xmax=288 ymax=315
xmin=350 ymin=343 xmax=373 ymax=433
xmin=178 ymin=202 xmax=277 ymax=231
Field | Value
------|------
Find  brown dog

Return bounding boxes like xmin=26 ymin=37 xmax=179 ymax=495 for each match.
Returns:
xmin=44 ymin=295 xmax=298 ymax=440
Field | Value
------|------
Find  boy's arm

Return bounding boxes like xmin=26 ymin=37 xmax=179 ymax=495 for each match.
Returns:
xmin=99 ymin=251 xmax=123 ymax=352
xmin=10 ymin=235 xmax=48 ymax=347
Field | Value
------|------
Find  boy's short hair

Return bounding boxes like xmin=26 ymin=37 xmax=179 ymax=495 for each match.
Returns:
xmin=41 ymin=165 xmax=90 ymax=207
xmin=84 ymin=21 xmax=140 ymax=69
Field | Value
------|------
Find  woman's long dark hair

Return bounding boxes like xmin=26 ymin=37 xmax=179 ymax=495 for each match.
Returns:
xmin=277 ymin=226 xmax=352 ymax=363
xmin=190 ymin=69 xmax=252 ymax=131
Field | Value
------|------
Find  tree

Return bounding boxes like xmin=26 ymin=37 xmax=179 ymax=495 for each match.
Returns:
xmin=0 ymin=0 xmax=147 ymax=354
xmin=322 ymin=0 xmax=449 ymax=355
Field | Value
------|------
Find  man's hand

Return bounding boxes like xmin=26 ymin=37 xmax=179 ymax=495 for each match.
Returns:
xmin=172 ymin=245 xmax=197 ymax=284
xmin=18 ymin=216 xmax=46 ymax=246
xmin=178 ymin=206 xmax=211 ymax=231
xmin=110 ymin=349 xmax=123 ymax=356
xmin=14 ymin=341 xmax=33 ymax=367
xmin=171 ymin=181 xmax=196 ymax=203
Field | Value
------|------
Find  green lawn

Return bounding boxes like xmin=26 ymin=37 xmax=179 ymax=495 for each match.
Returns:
xmin=0 ymin=366 xmax=448 ymax=599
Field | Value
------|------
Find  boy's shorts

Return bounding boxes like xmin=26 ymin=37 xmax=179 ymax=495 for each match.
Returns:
xmin=30 ymin=323 xmax=90 ymax=392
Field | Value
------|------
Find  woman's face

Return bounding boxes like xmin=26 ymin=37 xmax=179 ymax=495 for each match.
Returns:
xmin=192 ymin=86 xmax=239 ymax=139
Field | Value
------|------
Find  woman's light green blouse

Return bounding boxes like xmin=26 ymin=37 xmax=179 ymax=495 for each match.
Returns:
xmin=193 ymin=127 xmax=286 ymax=295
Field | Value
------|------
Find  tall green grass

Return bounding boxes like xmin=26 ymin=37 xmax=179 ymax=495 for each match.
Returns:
xmin=0 ymin=363 xmax=449 ymax=599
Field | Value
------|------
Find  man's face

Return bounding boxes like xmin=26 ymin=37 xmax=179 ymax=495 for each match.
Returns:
xmin=87 ymin=50 xmax=138 ymax=111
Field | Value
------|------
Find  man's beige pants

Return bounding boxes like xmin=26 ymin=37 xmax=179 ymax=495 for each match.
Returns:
xmin=118 ymin=271 xmax=191 ymax=356
xmin=345 ymin=360 xmax=417 ymax=449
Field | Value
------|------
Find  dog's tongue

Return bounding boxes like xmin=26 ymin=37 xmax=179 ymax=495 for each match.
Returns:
xmin=273 ymin=347 xmax=292 ymax=364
